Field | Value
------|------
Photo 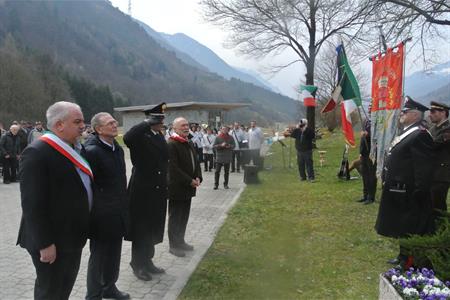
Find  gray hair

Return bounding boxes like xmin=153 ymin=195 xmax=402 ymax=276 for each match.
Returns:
xmin=91 ymin=112 xmax=111 ymax=133
xmin=46 ymin=101 xmax=81 ymax=129
xmin=173 ymin=117 xmax=187 ymax=128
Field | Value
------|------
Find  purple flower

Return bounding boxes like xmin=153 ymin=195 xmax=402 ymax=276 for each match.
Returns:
xmin=445 ymin=281 xmax=450 ymax=287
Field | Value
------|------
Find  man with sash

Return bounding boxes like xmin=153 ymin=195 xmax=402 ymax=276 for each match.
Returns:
xmin=17 ymin=101 xmax=92 ymax=300
xmin=124 ymin=103 xmax=169 ymax=281
xmin=167 ymin=117 xmax=202 ymax=257
xmin=84 ymin=113 xmax=129 ymax=300
xmin=428 ymin=101 xmax=450 ymax=211
xmin=375 ymin=96 xmax=435 ymax=269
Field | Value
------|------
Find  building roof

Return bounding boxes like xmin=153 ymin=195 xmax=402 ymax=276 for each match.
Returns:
xmin=114 ymin=101 xmax=250 ymax=113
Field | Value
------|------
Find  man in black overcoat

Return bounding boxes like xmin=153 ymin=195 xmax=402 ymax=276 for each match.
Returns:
xmin=17 ymin=101 xmax=92 ymax=300
xmin=375 ymin=97 xmax=435 ymax=268
xmin=428 ymin=101 xmax=450 ymax=211
xmin=167 ymin=117 xmax=202 ymax=257
xmin=84 ymin=112 xmax=129 ymax=300
xmin=124 ymin=103 xmax=169 ymax=281
xmin=357 ymin=117 xmax=377 ymax=205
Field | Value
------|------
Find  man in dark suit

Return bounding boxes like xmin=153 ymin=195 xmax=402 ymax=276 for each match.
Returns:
xmin=428 ymin=101 xmax=450 ymax=211
xmin=84 ymin=113 xmax=129 ymax=300
xmin=357 ymin=117 xmax=377 ymax=205
xmin=124 ymin=103 xmax=169 ymax=281
xmin=17 ymin=101 xmax=92 ymax=300
xmin=168 ymin=117 xmax=202 ymax=257
xmin=375 ymin=97 xmax=435 ymax=269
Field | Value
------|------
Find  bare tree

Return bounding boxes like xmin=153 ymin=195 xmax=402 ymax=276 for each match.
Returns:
xmin=200 ymin=0 xmax=377 ymax=130
xmin=380 ymin=0 xmax=450 ymax=25
xmin=372 ymin=0 xmax=450 ymax=68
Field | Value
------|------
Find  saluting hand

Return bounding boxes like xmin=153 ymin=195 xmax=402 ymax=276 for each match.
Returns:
xmin=40 ymin=244 xmax=56 ymax=264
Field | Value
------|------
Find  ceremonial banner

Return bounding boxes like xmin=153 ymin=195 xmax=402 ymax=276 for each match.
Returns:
xmin=370 ymin=43 xmax=405 ymax=176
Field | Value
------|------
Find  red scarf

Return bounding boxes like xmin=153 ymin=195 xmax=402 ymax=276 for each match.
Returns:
xmin=170 ymin=133 xmax=188 ymax=143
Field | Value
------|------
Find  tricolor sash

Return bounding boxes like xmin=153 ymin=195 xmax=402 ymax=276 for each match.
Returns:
xmin=40 ymin=133 xmax=93 ymax=178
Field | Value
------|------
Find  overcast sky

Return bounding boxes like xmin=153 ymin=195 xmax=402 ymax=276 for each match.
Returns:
xmin=109 ymin=0 xmax=450 ymax=99
xmin=109 ymin=0 xmax=306 ymax=98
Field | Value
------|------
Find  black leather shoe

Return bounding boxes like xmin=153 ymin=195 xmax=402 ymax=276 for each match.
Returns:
xmin=130 ymin=263 xmax=152 ymax=281
xmin=363 ymin=199 xmax=374 ymax=205
xmin=103 ymin=289 xmax=131 ymax=300
xmin=224 ymin=185 xmax=229 ymax=189
xmin=169 ymin=247 xmax=186 ymax=257
xmin=357 ymin=197 xmax=366 ymax=203
xmin=147 ymin=262 xmax=165 ymax=274
xmin=213 ymin=185 xmax=218 ymax=190
xmin=387 ymin=258 xmax=400 ymax=265
xmin=179 ymin=243 xmax=194 ymax=251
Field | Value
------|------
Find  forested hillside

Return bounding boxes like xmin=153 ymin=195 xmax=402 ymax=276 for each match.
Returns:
xmin=0 ymin=0 xmax=299 ymax=125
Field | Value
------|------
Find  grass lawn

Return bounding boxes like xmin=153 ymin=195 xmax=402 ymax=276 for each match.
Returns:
xmin=180 ymin=130 xmax=399 ymax=299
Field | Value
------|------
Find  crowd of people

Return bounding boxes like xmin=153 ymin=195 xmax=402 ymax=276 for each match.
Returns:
xmin=4 ymin=101 xmax=267 ymax=300
xmin=2 ymin=96 xmax=448 ymax=299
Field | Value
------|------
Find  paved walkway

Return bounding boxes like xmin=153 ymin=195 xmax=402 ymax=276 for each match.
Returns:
xmin=0 ymin=157 xmax=245 ymax=299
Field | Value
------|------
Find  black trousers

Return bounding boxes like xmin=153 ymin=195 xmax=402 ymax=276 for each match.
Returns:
xmin=431 ymin=182 xmax=449 ymax=211
xmin=231 ymin=150 xmax=241 ymax=172
xmin=361 ymin=156 xmax=377 ymax=200
xmin=297 ymin=150 xmax=314 ymax=180
xmin=28 ymin=249 xmax=82 ymax=300
xmin=196 ymin=147 xmax=203 ymax=162
xmin=86 ymin=239 xmax=123 ymax=300
xmin=3 ymin=156 xmax=17 ymax=182
xmin=203 ymin=153 xmax=214 ymax=171
xmin=215 ymin=162 xmax=230 ymax=186
xmin=130 ymin=238 xmax=155 ymax=271
xmin=168 ymin=196 xmax=192 ymax=248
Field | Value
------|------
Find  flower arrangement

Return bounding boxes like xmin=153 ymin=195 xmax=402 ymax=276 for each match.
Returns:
xmin=384 ymin=267 xmax=450 ymax=299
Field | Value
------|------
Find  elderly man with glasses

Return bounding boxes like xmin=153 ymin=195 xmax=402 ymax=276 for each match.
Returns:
xmin=375 ymin=96 xmax=436 ymax=270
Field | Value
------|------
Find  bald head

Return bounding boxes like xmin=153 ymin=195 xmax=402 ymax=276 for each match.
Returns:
xmin=173 ymin=117 xmax=190 ymax=138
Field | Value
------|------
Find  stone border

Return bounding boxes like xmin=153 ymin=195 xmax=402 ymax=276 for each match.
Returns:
xmin=162 ymin=185 xmax=246 ymax=300
xmin=379 ymin=274 xmax=402 ymax=300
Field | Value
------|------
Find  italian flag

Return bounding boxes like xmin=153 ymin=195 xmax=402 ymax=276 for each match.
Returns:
xmin=299 ymin=85 xmax=318 ymax=107
xmin=335 ymin=44 xmax=361 ymax=147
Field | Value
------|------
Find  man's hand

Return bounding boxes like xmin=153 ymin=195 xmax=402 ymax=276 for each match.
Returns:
xmin=5 ymin=154 xmax=10 ymax=159
xmin=190 ymin=178 xmax=201 ymax=188
xmin=40 ymin=244 xmax=56 ymax=264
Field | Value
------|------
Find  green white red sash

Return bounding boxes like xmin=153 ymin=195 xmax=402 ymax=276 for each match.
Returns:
xmin=40 ymin=132 xmax=93 ymax=178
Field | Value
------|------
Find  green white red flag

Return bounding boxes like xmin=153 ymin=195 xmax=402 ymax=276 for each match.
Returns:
xmin=299 ymin=85 xmax=317 ymax=107
xmin=331 ymin=44 xmax=362 ymax=147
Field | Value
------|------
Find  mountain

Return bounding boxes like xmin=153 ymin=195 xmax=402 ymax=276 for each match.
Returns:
xmin=405 ymin=61 xmax=450 ymax=100
xmin=421 ymin=82 xmax=450 ymax=106
xmin=135 ymin=20 xmax=208 ymax=72
xmin=235 ymin=67 xmax=282 ymax=94
xmin=160 ymin=32 xmax=277 ymax=93
xmin=0 ymin=0 xmax=299 ymax=125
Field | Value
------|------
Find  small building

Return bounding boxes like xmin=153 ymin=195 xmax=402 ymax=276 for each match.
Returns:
xmin=114 ymin=101 xmax=250 ymax=132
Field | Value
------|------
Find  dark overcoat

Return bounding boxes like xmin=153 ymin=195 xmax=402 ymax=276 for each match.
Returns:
xmin=16 ymin=140 xmax=90 ymax=252
xmin=167 ymin=138 xmax=202 ymax=199
xmin=375 ymin=123 xmax=436 ymax=238
xmin=84 ymin=135 xmax=128 ymax=241
xmin=430 ymin=119 xmax=450 ymax=183
xmin=124 ymin=121 xmax=169 ymax=244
